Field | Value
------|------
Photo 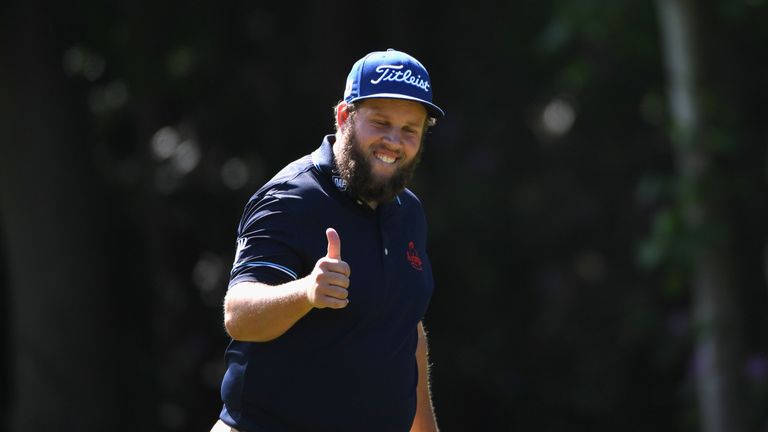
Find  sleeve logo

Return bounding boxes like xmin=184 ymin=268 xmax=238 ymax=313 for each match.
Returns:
xmin=233 ymin=236 xmax=250 ymax=266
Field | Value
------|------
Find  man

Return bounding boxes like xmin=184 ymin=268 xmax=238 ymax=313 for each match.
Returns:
xmin=213 ymin=49 xmax=444 ymax=432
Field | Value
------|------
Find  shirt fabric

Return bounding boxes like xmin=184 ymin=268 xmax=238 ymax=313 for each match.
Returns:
xmin=219 ymin=135 xmax=434 ymax=432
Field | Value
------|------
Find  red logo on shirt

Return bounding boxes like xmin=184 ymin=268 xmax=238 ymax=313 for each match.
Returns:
xmin=406 ymin=241 xmax=423 ymax=271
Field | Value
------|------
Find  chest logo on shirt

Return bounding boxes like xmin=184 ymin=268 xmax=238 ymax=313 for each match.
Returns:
xmin=332 ymin=175 xmax=348 ymax=191
xmin=406 ymin=241 xmax=423 ymax=271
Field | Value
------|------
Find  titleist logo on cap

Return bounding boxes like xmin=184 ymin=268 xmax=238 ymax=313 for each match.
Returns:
xmin=370 ymin=65 xmax=431 ymax=92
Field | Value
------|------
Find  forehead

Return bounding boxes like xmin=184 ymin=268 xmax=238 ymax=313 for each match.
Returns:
xmin=357 ymin=98 xmax=427 ymax=122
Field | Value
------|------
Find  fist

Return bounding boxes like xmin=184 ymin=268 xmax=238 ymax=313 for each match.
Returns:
xmin=306 ymin=228 xmax=351 ymax=309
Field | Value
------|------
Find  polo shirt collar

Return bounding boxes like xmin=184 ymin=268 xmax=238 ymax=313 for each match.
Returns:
xmin=311 ymin=134 xmax=339 ymax=180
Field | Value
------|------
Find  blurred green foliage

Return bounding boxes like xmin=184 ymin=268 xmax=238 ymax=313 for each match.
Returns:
xmin=1 ymin=0 xmax=766 ymax=431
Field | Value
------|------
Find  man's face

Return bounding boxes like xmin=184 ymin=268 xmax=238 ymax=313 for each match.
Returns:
xmin=336 ymin=98 xmax=428 ymax=204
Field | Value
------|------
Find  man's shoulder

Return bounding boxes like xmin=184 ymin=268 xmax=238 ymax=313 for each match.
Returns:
xmin=253 ymin=154 xmax=321 ymax=197
xmin=398 ymin=188 xmax=424 ymax=209
xmin=240 ymin=153 xmax=329 ymax=214
xmin=394 ymin=188 xmax=429 ymax=223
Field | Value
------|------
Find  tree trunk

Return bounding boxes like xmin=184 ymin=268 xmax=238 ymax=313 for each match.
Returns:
xmin=655 ymin=1 xmax=745 ymax=431
xmin=0 ymin=3 xmax=147 ymax=431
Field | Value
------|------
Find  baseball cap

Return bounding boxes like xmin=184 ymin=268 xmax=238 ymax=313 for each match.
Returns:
xmin=343 ymin=49 xmax=445 ymax=120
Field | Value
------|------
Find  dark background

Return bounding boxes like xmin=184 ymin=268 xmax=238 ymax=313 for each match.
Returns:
xmin=1 ymin=1 xmax=766 ymax=431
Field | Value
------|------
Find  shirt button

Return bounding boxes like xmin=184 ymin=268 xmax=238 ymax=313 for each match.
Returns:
xmin=384 ymin=248 xmax=389 ymax=255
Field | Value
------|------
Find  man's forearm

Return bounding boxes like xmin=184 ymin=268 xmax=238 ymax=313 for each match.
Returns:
xmin=223 ymin=280 xmax=313 ymax=342
xmin=224 ymin=241 xmax=351 ymax=342
xmin=411 ymin=321 xmax=438 ymax=432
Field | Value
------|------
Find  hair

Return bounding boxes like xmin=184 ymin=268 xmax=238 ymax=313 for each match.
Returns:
xmin=332 ymin=100 xmax=435 ymax=134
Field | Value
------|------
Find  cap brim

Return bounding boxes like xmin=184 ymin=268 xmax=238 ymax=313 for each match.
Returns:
xmin=347 ymin=93 xmax=445 ymax=120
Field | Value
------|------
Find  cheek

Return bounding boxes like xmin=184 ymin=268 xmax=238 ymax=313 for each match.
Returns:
xmin=404 ymin=141 xmax=421 ymax=159
xmin=353 ymin=129 xmax=381 ymax=150
xmin=353 ymin=120 xmax=380 ymax=139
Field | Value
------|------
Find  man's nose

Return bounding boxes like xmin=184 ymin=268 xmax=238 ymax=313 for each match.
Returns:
xmin=382 ymin=128 xmax=402 ymax=145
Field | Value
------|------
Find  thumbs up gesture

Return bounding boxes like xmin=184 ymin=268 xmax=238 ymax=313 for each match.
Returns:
xmin=306 ymin=228 xmax=351 ymax=309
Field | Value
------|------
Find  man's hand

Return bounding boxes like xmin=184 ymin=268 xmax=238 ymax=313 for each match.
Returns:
xmin=306 ymin=228 xmax=351 ymax=309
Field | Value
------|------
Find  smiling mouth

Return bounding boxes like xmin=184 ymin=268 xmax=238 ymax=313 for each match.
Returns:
xmin=373 ymin=151 xmax=398 ymax=165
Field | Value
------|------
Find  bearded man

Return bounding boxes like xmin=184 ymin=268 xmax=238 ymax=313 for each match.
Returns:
xmin=213 ymin=49 xmax=444 ymax=432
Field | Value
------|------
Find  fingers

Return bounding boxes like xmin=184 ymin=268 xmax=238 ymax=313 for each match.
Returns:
xmin=309 ymin=228 xmax=351 ymax=310
xmin=317 ymin=258 xmax=351 ymax=278
xmin=311 ymin=265 xmax=349 ymax=309
xmin=318 ymin=296 xmax=349 ymax=309
xmin=317 ymin=284 xmax=349 ymax=301
xmin=316 ymin=270 xmax=349 ymax=289
xmin=312 ymin=284 xmax=349 ymax=309
xmin=326 ymin=228 xmax=341 ymax=260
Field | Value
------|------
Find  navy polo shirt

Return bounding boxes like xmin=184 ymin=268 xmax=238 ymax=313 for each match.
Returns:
xmin=219 ymin=135 xmax=434 ymax=432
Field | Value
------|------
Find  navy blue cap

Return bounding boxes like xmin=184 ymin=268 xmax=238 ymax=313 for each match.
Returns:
xmin=343 ymin=49 xmax=444 ymax=120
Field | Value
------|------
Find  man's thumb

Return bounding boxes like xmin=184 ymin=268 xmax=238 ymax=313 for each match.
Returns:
xmin=326 ymin=228 xmax=341 ymax=259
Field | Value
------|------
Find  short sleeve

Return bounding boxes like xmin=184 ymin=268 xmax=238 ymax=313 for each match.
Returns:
xmin=229 ymin=192 xmax=305 ymax=288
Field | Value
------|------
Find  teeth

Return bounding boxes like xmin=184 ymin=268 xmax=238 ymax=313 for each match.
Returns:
xmin=375 ymin=153 xmax=396 ymax=164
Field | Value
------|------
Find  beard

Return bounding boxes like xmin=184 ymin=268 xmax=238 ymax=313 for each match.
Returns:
xmin=336 ymin=125 xmax=424 ymax=205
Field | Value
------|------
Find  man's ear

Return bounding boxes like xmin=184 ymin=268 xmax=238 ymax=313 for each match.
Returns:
xmin=336 ymin=101 xmax=350 ymax=129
